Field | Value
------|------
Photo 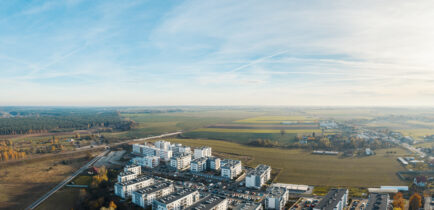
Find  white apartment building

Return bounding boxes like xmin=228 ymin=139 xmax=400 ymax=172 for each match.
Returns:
xmin=313 ymin=189 xmax=348 ymax=210
xmin=159 ymin=149 xmax=173 ymax=161
xmin=171 ymin=144 xmax=191 ymax=154
xmin=221 ymin=159 xmax=242 ymax=179
xmin=265 ymin=187 xmax=289 ymax=210
xmin=246 ymin=164 xmax=271 ymax=189
xmin=207 ymin=157 xmax=221 ymax=170
xmin=190 ymin=157 xmax=207 ymax=172
xmin=132 ymin=182 xmax=174 ymax=208
xmin=153 ymin=189 xmax=200 ymax=210
xmin=117 ymin=171 xmax=138 ymax=183
xmin=193 ymin=146 xmax=212 ymax=159
xmin=124 ymin=164 xmax=141 ymax=175
xmin=114 ymin=176 xmax=155 ymax=198
xmin=155 ymin=140 xmax=171 ymax=150
xmin=185 ymin=195 xmax=228 ymax=210
xmin=233 ymin=202 xmax=263 ymax=210
xmin=170 ymin=154 xmax=192 ymax=170
xmin=132 ymin=156 xmax=160 ymax=168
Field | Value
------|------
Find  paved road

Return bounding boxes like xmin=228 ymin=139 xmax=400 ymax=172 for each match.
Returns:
xmin=26 ymin=150 xmax=109 ymax=210
xmin=26 ymin=132 xmax=181 ymax=210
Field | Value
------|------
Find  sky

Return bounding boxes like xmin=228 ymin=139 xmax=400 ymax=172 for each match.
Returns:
xmin=1 ymin=0 xmax=434 ymax=106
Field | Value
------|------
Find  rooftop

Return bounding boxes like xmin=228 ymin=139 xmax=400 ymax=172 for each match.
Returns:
xmin=124 ymin=164 xmax=140 ymax=169
xmin=155 ymin=188 xmax=198 ymax=204
xmin=134 ymin=182 xmax=173 ymax=195
xmin=116 ymin=176 xmax=153 ymax=186
xmin=365 ymin=193 xmax=389 ymax=210
xmin=221 ymin=159 xmax=241 ymax=169
xmin=267 ymin=187 xmax=288 ymax=198
xmin=233 ymin=202 xmax=262 ymax=210
xmin=192 ymin=157 xmax=208 ymax=164
xmin=315 ymin=189 xmax=348 ymax=210
xmin=118 ymin=171 xmax=135 ymax=177
xmin=247 ymin=164 xmax=270 ymax=176
xmin=185 ymin=195 xmax=226 ymax=210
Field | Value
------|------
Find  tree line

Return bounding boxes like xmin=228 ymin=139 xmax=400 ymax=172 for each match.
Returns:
xmin=0 ymin=111 xmax=134 ymax=135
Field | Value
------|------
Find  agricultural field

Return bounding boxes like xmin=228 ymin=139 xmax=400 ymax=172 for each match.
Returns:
xmin=158 ymin=138 xmax=409 ymax=187
xmin=397 ymin=129 xmax=434 ymax=141
xmin=0 ymin=151 xmax=97 ymax=210
xmin=183 ymin=115 xmax=327 ymax=145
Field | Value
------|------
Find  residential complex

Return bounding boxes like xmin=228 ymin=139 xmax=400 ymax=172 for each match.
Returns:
xmin=132 ymin=182 xmax=175 ymax=208
xmin=221 ymin=159 xmax=242 ymax=179
xmin=245 ymin=164 xmax=271 ymax=189
xmin=313 ymin=189 xmax=349 ymax=210
xmin=264 ymin=187 xmax=289 ymax=210
xmin=153 ymin=188 xmax=200 ymax=210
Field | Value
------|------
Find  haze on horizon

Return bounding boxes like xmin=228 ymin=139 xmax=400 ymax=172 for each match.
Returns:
xmin=1 ymin=0 xmax=434 ymax=107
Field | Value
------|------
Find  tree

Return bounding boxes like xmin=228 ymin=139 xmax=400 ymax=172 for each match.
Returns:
xmin=409 ymin=193 xmax=422 ymax=210
xmin=393 ymin=192 xmax=406 ymax=210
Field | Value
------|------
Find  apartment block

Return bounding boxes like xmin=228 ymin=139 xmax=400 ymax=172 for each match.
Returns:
xmin=245 ymin=164 xmax=271 ymax=189
xmin=207 ymin=157 xmax=221 ymax=170
xmin=264 ymin=187 xmax=289 ymax=210
xmin=152 ymin=189 xmax=200 ymax=210
xmin=190 ymin=157 xmax=207 ymax=172
xmin=221 ymin=159 xmax=242 ymax=179
xmin=313 ymin=189 xmax=348 ymax=210
xmin=170 ymin=154 xmax=192 ymax=170
xmin=194 ymin=146 xmax=212 ymax=159
xmin=365 ymin=193 xmax=389 ymax=210
xmin=132 ymin=182 xmax=174 ymax=208
xmin=114 ymin=176 xmax=155 ymax=199
xmin=185 ymin=195 xmax=228 ymax=210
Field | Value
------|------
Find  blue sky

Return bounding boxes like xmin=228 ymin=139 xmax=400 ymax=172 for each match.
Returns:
xmin=1 ymin=0 xmax=434 ymax=106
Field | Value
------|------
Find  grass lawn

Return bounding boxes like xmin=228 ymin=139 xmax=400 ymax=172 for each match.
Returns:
xmin=160 ymin=138 xmax=409 ymax=187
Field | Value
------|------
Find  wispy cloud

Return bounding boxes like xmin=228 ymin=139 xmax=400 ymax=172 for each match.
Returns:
xmin=1 ymin=0 xmax=434 ymax=106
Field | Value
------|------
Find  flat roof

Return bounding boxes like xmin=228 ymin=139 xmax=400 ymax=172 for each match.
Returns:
xmin=221 ymin=159 xmax=241 ymax=169
xmin=247 ymin=164 xmax=270 ymax=176
xmin=233 ymin=202 xmax=262 ymax=210
xmin=365 ymin=193 xmax=389 ymax=210
xmin=192 ymin=157 xmax=207 ymax=164
xmin=155 ymin=188 xmax=198 ymax=204
xmin=267 ymin=187 xmax=288 ymax=197
xmin=134 ymin=182 xmax=173 ymax=195
xmin=115 ymin=176 xmax=152 ymax=186
xmin=315 ymin=189 xmax=348 ymax=210
xmin=185 ymin=195 xmax=226 ymax=210
xmin=271 ymin=183 xmax=309 ymax=191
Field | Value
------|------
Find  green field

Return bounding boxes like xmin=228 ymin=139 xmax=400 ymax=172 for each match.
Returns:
xmin=194 ymin=128 xmax=321 ymax=134
xmin=160 ymin=138 xmax=409 ymax=187
xmin=235 ymin=116 xmax=318 ymax=124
